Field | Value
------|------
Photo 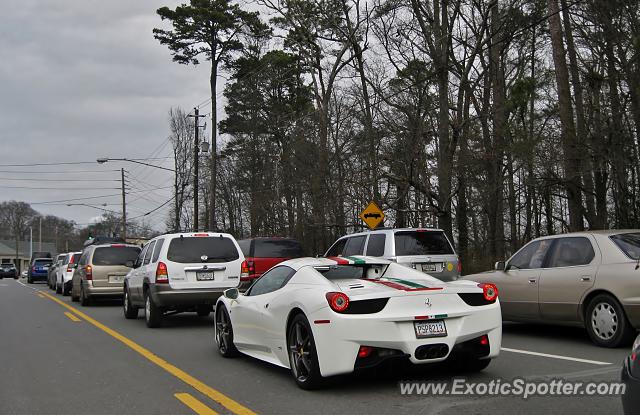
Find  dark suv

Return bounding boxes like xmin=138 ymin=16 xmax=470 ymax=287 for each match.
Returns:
xmin=0 ymin=263 xmax=18 ymax=279
xmin=237 ymin=237 xmax=303 ymax=290
xmin=28 ymin=258 xmax=53 ymax=283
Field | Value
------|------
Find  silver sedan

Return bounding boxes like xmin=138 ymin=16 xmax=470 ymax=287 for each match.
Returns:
xmin=465 ymin=230 xmax=640 ymax=347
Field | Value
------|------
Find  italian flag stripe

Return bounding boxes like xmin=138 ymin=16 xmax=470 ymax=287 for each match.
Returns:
xmin=343 ymin=256 xmax=366 ymax=265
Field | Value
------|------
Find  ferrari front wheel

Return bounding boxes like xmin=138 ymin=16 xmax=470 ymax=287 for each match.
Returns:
xmin=215 ymin=304 xmax=238 ymax=357
xmin=287 ymin=314 xmax=323 ymax=390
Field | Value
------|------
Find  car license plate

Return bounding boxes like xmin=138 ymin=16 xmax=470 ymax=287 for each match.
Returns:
xmin=414 ymin=320 xmax=447 ymax=338
xmin=420 ymin=263 xmax=437 ymax=272
xmin=109 ymin=275 xmax=124 ymax=283
xmin=196 ymin=271 xmax=214 ymax=281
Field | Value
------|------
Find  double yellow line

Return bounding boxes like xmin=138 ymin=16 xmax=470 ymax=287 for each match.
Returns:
xmin=39 ymin=290 xmax=257 ymax=415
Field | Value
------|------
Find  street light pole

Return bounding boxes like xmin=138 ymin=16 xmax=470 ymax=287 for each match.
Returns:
xmin=121 ymin=168 xmax=127 ymax=241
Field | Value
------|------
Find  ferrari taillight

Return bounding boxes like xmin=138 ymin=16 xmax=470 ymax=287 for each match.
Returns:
xmin=326 ymin=292 xmax=350 ymax=312
xmin=156 ymin=262 xmax=169 ymax=284
xmin=478 ymin=283 xmax=498 ymax=302
xmin=358 ymin=346 xmax=373 ymax=358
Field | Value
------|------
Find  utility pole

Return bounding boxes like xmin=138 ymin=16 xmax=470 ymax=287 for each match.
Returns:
xmin=121 ymin=168 xmax=127 ymax=241
xmin=188 ymin=108 xmax=206 ymax=231
xmin=39 ymin=217 xmax=42 ymax=252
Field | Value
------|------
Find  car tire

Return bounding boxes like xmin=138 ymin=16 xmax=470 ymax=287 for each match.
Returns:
xmin=144 ymin=291 xmax=163 ymax=328
xmin=55 ymin=282 xmax=62 ymax=294
xmin=14 ymin=275 xmax=18 ymax=280
xmin=62 ymin=284 xmax=70 ymax=296
xmin=585 ymin=294 xmax=635 ymax=348
xmin=215 ymin=304 xmax=239 ymax=357
xmin=27 ymin=276 xmax=33 ymax=284
xmin=287 ymin=313 xmax=324 ymax=390
xmin=80 ymin=284 xmax=92 ymax=306
xmin=123 ymin=287 xmax=139 ymax=319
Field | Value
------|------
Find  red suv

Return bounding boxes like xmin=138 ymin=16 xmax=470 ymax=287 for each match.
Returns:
xmin=237 ymin=237 xmax=303 ymax=290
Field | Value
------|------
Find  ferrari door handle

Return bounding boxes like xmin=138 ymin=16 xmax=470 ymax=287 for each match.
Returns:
xmin=528 ymin=279 xmax=537 ymax=284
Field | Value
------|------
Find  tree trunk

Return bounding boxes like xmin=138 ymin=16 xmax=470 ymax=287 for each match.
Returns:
xmin=547 ymin=0 xmax=583 ymax=231
xmin=209 ymin=63 xmax=218 ymax=231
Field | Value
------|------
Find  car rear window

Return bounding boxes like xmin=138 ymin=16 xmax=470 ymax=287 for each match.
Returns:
xmin=315 ymin=265 xmax=365 ymax=280
xmin=92 ymin=246 xmax=141 ymax=266
xmin=253 ymin=239 xmax=302 ymax=258
xmin=167 ymin=237 xmax=240 ymax=263
xmin=34 ymin=259 xmax=52 ymax=266
xmin=611 ymin=233 xmax=640 ymax=260
xmin=394 ymin=231 xmax=454 ymax=256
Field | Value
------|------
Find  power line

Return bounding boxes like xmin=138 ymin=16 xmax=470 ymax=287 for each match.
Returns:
xmin=0 ymin=169 xmax=120 ymax=174
xmin=0 ymin=185 xmax=121 ymax=190
xmin=0 ymin=177 xmax=120 ymax=182
xmin=0 ymin=157 xmax=173 ymax=168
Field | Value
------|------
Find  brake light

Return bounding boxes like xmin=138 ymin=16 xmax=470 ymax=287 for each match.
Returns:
xmin=478 ymin=283 xmax=498 ymax=302
xmin=156 ymin=261 xmax=169 ymax=283
xmin=240 ymin=260 xmax=255 ymax=281
xmin=85 ymin=265 xmax=93 ymax=280
xmin=32 ymin=266 xmax=36 ymax=272
xmin=193 ymin=233 xmax=209 ymax=237
xmin=325 ymin=292 xmax=350 ymax=312
xmin=457 ymin=261 xmax=462 ymax=274
xmin=67 ymin=266 xmax=73 ymax=272
xmin=480 ymin=335 xmax=489 ymax=346
xmin=358 ymin=346 xmax=373 ymax=358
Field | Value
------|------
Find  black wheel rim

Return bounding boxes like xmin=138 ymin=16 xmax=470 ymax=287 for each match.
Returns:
xmin=216 ymin=309 xmax=232 ymax=353
xmin=288 ymin=321 xmax=313 ymax=382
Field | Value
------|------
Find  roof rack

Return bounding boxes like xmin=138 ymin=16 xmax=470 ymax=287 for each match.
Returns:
xmin=83 ymin=236 xmax=126 ymax=248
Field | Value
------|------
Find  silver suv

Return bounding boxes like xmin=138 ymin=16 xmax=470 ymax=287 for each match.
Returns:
xmin=123 ymin=232 xmax=244 ymax=328
xmin=324 ymin=228 xmax=460 ymax=281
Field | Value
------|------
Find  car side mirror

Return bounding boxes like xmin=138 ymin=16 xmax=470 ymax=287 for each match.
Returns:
xmin=495 ymin=261 xmax=506 ymax=271
xmin=224 ymin=288 xmax=239 ymax=300
xmin=73 ymin=263 xmax=78 ymax=269
xmin=125 ymin=260 xmax=134 ymax=268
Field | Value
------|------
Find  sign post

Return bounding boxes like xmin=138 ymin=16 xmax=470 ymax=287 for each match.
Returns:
xmin=359 ymin=201 xmax=385 ymax=230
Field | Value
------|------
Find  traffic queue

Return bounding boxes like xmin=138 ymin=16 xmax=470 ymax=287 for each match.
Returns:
xmin=26 ymin=227 xmax=640 ymax=402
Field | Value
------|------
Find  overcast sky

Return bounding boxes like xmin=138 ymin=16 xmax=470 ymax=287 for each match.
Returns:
xmin=0 ymin=0 xmax=216 ymax=231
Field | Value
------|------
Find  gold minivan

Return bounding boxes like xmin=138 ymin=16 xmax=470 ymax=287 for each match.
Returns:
xmin=71 ymin=241 xmax=141 ymax=306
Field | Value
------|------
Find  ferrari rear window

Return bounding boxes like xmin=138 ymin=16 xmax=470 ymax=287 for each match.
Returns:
xmin=611 ymin=233 xmax=640 ymax=260
xmin=315 ymin=265 xmax=364 ymax=280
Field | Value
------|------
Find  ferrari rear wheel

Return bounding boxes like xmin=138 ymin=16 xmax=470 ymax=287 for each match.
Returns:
xmin=215 ymin=305 xmax=238 ymax=357
xmin=287 ymin=314 xmax=323 ymax=390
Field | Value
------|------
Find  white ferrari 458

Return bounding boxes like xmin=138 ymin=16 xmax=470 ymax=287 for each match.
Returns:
xmin=214 ymin=256 xmax=502 ymax=389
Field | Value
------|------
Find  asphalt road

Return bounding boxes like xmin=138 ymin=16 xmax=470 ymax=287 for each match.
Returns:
xmin=0 ymin=278 xmax=631 ymax=415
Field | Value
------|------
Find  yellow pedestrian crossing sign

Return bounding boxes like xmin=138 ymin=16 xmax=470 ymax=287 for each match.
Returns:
xmin=360 ymin=201 xmax=385 ymax=229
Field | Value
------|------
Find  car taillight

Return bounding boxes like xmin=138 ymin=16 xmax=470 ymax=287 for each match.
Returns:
xmin=325 ymin=292 xmax=350 ymax=312
xmin=240 ymin=260 xmax=255 ymax=281
xmin=478 ymin=283 xmax=498 ymax=302
xmin=358 ymin=346 xmax=373 ymax=358
xmin=67 ymin=266 xmax=73 ymax=272
xmin=85 ymin=265 xmax=93 ymax=280
xmin=457 ymin=261 xmax=462 ymax=274
xmin=32 ymin=266 xmax=36 ymax=272
xmin=480 ymin=335 xmax=489 ymax=346
xmin=156 ymin=261 xmax=169 ymax=284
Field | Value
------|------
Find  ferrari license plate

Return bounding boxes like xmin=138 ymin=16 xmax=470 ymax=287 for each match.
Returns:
xmin=109 ymin=275 xmax=124 ymax=283
xmin=196 ymin=271 xmax=214 ymax=281
xmin=414 ymin=320 xmax=447 ymax=338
